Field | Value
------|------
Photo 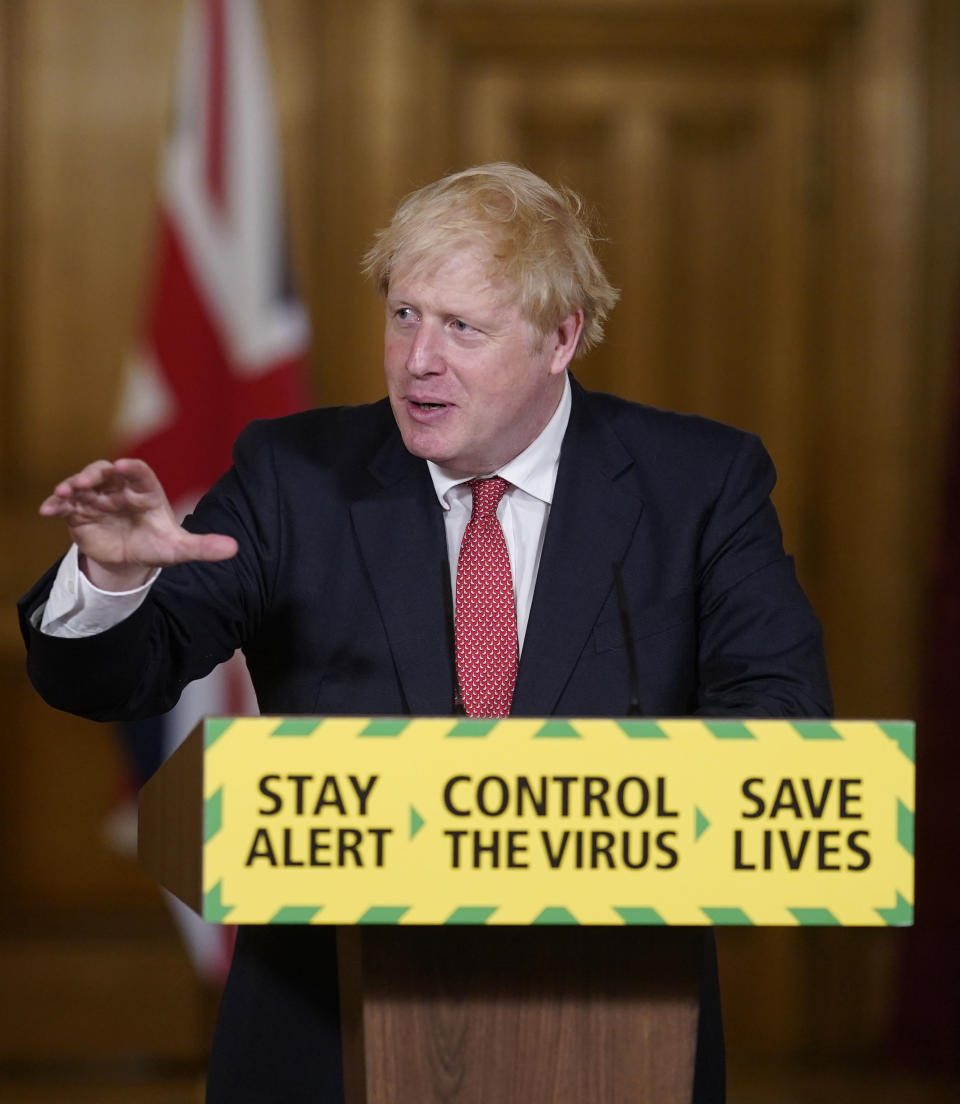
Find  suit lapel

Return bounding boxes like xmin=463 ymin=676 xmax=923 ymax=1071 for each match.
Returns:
xmin=349 ymin=428 xmax=455 ymax=715
xmin=512 ymin=387 xmax=643 ymax=716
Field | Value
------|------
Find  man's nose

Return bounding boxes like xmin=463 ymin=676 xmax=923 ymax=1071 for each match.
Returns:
xmin=406 ymin=323 xmax=444 ymax=376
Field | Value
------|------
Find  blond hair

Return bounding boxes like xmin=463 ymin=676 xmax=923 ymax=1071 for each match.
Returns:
xmin=362 ymin=163 xmax=619 ymax=356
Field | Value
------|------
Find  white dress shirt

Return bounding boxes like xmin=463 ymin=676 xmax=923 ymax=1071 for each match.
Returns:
xmin=38 ymin=543 xmax=159 ymax=636
xmin=39 ymin=374 xmax=572 ymax=650
xmin=428 ymin=373 xmax=570 ymax=653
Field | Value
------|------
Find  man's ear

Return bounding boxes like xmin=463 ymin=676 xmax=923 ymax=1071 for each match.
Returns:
xmin=548 ymin=310 xmax=585 ymax=375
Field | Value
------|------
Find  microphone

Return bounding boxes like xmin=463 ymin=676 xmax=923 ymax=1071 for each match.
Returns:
xmin=612 ymin=561 xmax=643 ymax=716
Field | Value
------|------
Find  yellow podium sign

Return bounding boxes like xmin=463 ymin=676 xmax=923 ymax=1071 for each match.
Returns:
xmin=180 ymin=716 xmax=914 ymax=927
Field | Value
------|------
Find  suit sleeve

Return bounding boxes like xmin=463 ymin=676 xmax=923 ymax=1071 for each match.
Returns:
xmin=694 ymin=433 xmax=832 ymax=718
xmin=17 ymin=422 xmax=279 ymax=722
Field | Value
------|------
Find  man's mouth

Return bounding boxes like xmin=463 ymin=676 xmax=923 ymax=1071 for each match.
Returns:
xmin=412 ymin=401 xmax=447 ymax=410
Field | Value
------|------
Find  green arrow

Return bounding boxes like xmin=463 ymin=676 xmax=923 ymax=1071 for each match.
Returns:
xmin=444 ymin=906 xmax=498 ymax=924
xmin=618 ymin=720 xmax=668 ymax=739
xmin=615 ymin=907 xmax=666 ymax=925
xmin=447 ymin=719 xmax=497 ymax=738
xmin=410 ymin=806 xmax=425 ymax=839
xmin=204 ymin=787 xmax=223 ymax=843
xmin=204 ymin=718 xmax=234 ymax=748
xmin=702 ymin=906 xmax=753 ymax=925
xmin=694 ymin=807 xmax=710 ymax=841
xmin=705 ymin=721 xmax=755 ymax=740
xmin=876 ymin=892 xmax=913 ymax=927
xmin=879 ymin=722 xmax=915 ymax=763
xmin=204 ymin=880 xmax=234 ymax=923
xmin=792 ymin=721 xmax=842 ymax=741
xmin=358 ymin=906 xmax=410 ymax=924
xmin=270 ymin=719 xmax=321 ymax=737
xmin=534 ymin=721 xmax=580 ymax=739
xmin=360 ymin=719 xmax=407 ymax=737
xmin=532 ymin=907 xmax=579 ymax=925
xmin=789 ymin=908 xmax=840 ymax=926
xmin=270 ymin=906 xmax=323 ymax=924
xmin=897 ymin=800 xmax=914 ymax=856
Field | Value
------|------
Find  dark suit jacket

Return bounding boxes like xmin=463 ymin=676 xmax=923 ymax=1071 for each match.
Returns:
xmin=18 ymin=380 xmax=832 ymax=1103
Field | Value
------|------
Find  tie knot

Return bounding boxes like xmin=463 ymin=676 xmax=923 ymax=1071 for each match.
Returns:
xmin=469 ymin=477 xmax=508 ymax=520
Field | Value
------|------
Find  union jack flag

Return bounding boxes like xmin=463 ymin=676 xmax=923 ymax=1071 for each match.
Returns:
xmin=107 ymin=0 xmax=310 ymax=981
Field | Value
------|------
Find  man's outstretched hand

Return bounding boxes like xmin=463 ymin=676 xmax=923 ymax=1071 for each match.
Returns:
xmin=39 ymin=458 xmax=238 ymax=591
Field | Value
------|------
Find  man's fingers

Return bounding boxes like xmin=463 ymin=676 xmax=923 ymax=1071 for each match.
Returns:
xmin=38 ymin=458 xmax=235 ymax=567
xmin=112 ymin=457 xmax=164 ymax=494
xmin=38 ymin=494 xmax=70 ymax=517
xmin=45 ymin=458 xmax=160 ymax=499
xmin=39 ymin=459 xmax=168 ymax=519
xmin=39 ymin=490 xmax=118 ymax=521
xmin=39 ymin=487 xmax=141 ymax=521
xmin=54 ymin=459 xmax=123 ymax=496
xmin=41 ymin=462 xmax=127 ymax=513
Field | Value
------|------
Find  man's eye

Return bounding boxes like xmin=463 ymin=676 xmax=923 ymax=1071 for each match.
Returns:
xmin=451 ymin=319 xmax=475 ymax=334
xmin=395 ymin=307 xmax=417 ymax=323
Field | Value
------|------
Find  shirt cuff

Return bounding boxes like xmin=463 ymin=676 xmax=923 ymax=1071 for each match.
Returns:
xmin=37 ymin=544 xmax=160 ymax=637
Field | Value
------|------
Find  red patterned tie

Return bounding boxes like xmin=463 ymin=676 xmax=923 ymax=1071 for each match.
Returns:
xmin=455 ymin=477 xmax=518 ymax=717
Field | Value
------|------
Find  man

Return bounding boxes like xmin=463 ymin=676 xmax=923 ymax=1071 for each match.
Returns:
xmin=19 ymin=163 xmax=831 ymax=1101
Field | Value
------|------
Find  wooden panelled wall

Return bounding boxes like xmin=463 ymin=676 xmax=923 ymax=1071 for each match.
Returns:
xmin=1 ymin=0 xmax=957 ymax=1075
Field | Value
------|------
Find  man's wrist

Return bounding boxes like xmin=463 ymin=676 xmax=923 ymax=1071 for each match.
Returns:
xmin=78 ymin=553 xmax=153 ymax=592
xmin=39 ymin=544 xmax=159 ymax=638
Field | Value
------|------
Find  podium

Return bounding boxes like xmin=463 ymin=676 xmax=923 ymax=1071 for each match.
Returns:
xmin=139 ymin=715 xmax=914 ymax=1102
xmin=336 ymin=925 xmax=701 ymax=1102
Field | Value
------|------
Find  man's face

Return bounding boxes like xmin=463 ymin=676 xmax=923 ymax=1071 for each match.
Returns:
xmin=384 ymin=246 xmax=580 ymax=475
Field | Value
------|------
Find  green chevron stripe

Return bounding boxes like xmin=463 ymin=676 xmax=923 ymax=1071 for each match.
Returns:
xmin=204 ymin=787 xmax=223 ymax=843
xmin=615 ymin=907 xmax=666 ymax=925
xmin=358 ymin=906 xmax=409 ymax=924
xmin=789 ymin=908 xmax=841 ymax=926
xmin=876 ymin=892 xmax=913 ymax=926
xmin=702 ymin=907 xmax=754 ymax=925
xmin=359 ymin=719 xmax=408 ymax=737
xmin=618 ymin=720 xmax=668 ymax=739
xmin=447 ymin=719 xmax=498 ymax=738
xmin=880 ymin=722 xmax=915 ymax=763
xmin=444 ymin=907 xmax=498 ymax=924
xmin=897 ymin=800 xmax=914 ymax=856
xmin=793 ymin=721 xmax=842 ymax=741
xmin=204 ymin=880 xmax=233 ymax=923
xmin=532 ymin=907 xmax=579 ymax=925
xmin=270 ymin=719 xmax=321 ymax=737
xmin=270 ymin=906 xmax=323 ymax=924
xmin=705 ymin=721 xmax=755 ymax=740
xmin=204 ymin=718 xmax=234 ymax=748
xmin=410 ymin=806 xmax=425 ymax=839
xmin=695 ymin=807 xmax=710 ymax=841
xmin=534 ymin=722 xmax=580 ymax=739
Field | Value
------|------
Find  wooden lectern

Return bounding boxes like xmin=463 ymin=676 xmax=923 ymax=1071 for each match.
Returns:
xmin=335 ymin=925 xmax=699 ymax=1103
xmin=139 ymin=713 xmax=914 ymax=1102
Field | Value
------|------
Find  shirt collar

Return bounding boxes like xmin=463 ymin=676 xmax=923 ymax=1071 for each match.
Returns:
xmin=427 ymin=373 xmax=572 ymax=509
